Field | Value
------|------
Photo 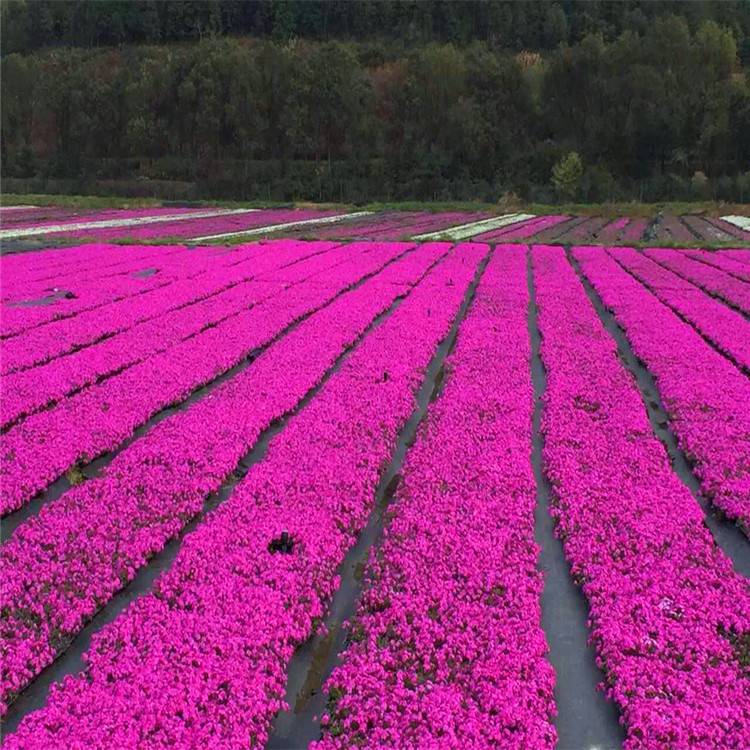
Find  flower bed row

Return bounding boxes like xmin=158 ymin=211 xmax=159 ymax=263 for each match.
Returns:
xmin=0 ymin=207 xmax=202 ymax=232
xmin=1 ymin=243 xmax=341 ymax=432
xmin=3 ymin=272 xmax=173 ymax=339
xmin=652 ymin=216 xmax=697 ymax=245
xmin=618 ymin=218 xmax=649 ymax=243
xmin=0 ymin=242 xmax=450 ymax=715
xmin=585 ymin=217 xmax=617 ymax=240
xmin=683 ymin=249 xmax=750 ymax=283
xmin=504 ymin=214 xmax=569 ymax=241
xmin=2 ymin=237 xmax=215 ymax=291
xmin=470 ymin=214 xmax=537 ymax=239
xmin=575 ymin=246 xmax=750 ymax=535
xmin=708 ymin=218 xmax=750 ymax=241
xmin=534 ymin=244 xmax=750 ymax=749
xmin=554 ymin=216 xmax=611 ymax=243
xmin=644 ymin=247 xmax=750 ymax=315
xmin=722 ymin=248 xmax=750 ymax=264
xmin=315 ymin=245 xmax=556 ymax=749
xmin=369 ymin=212 xmax=492 ymax=241
xmin=1 ymin=243 xmax=191 ymax=300
xmin=306 ymin=211 xmax=435 ymax=240
xmin=0 ymin=208 xmax=250 ymax=240
xmin=411 ymin=213 xmax=533 ymax=241
xmin=0 ymin=242 xmax=409 ymax=513
xmin=193 ymin=211 xmax=374 ymax=241
xmin=0 ymin=205 xmax=81 ymax=227
xmin=594 ymin=217 xmax=630 ymax=243
xmin=608 ymin=247 xmax=750 ymax=372
xmin=1 ymin=240 xmax=321 ymax=374
xmin=682 ymin=216 xmax=735 ymax=244
xmin=3 ymin=247 xmax=240 ymax=370
xmin=370 ymin=212 xmax=476 ymax=238
xmin=69 ymin=208 xmax=341 ymax=242
xmin=2 ymin=243 xmax=483 ymax=745
xmin=0 ymin=244 xmax=260 ymax=339
xmin=280 ymin=210 xmax=528 ymax=243
xmin=536 ymin=216 xmax=588 ymax=242
xmin=0 ymin=243 xmax=185 ymax=290
xmin=718 ymin=215 xmax=750 ymax=236
xmin=386 ymin=212 xmax=489 ymax=238
xmin=472 ymin=214 xmax=564 ymax=242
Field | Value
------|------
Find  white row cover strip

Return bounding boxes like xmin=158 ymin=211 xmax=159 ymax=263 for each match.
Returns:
xmin=190 ymin=210 xmax=374 ymax=241
xmin=0 ymin=208 xmax=256 ymax=240
xmin=720 ymin=215 xmax=750 ymax=231
xmin=0 ymin=205 xmax=38 ymax=211
xmin=411 ymin=212 xmax=535 ymax=241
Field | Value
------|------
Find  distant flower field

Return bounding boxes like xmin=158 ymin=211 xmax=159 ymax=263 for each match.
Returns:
xmin=1 ymin=204 xmax=749 ymax=246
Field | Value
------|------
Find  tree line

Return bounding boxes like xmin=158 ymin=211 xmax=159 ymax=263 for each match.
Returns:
xmin=3 ymin=0 xmax=750 ymax=57
xmin=2 ymin=10 xmax=750 ymax=203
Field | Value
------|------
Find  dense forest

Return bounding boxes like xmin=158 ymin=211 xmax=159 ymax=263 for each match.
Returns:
xmin=2 ymin=0 xmax=750 ymax=203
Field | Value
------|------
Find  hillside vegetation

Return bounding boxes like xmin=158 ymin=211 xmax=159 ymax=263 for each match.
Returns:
xmin=2 ymin=1 xmax=750 ymax=203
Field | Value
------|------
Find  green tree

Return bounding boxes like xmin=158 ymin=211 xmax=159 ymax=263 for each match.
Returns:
xmin=296 ymin=42 xmax=371 ymax=167
xmin=551 ymin=151 xmax=584 ymax=200
xmin=543 ymin=4 xmax=568 ymax=48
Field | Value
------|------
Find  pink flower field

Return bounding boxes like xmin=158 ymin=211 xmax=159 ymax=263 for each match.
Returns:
xmin=3 ymin=204 xmax=749 ymax=247
xmin=0 ymin=208 xmax=350 ymax=243
xmin=1 ymin=239 xmax=749 ymax=749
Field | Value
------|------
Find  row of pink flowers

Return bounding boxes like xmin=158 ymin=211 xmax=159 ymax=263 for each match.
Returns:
xmin=3 ymin=273 xmax=168 ymax=339
xmin=557 ymin=216 xmax=611 ymax=242
xmin=315 ymin=245 xmax=556 ymax=749
xmin=709 ymin=217 xmax=750 ymax=242
xmin=372 ymin=212 xmax=493 ymax=240
xmin=470 ymin=215 xmax=538 ymax=240
xmin=478 ymin=214 xmax=570 ymax=242
xmin=1 ymin=243 xmax=192 ymax=302
xmin=0 ymin=242 xmax=336 ymax=432
xmin=3 ymin=207 xmax=203 ymax=232
xmin=0 ymin=243 xmax=183 ymax=292
xmin=1 ymin=244 xmax=286 ymax=374
xmin=2 ymin=238 xmax=191 ymax=285
xmin=534 ymin=243 xmax=750 ymax=748
xmin=609 ymin=248 xmax=750 ymax=372
xmin=0 ymin=244 xmax=253 ymax=339
xmin=0 ymin=205 xmax=82 ymax=227
xmin=658 ymin=216 xmax=697 ymax=244
xmin=558 ymin=216 xmax=608 ymax=243
xmin=481 ymin=215 xmax=541 ymax=239
xmin=310 ymin=211 xmax=436 ymax=240
xmin=64 ymin=208 xmax=340 ymax=241
xmin=0 ymin=242 xmax=441 ymax=714
xmin=576 ymin=245 xmax=750 ymax=535
xmin=683 ymin=248 xmax=750 ymax=282
xmin=536 ymin=216 xmax=588 ymax=241
xmin=301 ymin=212 xmax=497 ymax=241
xmin=682 ymin=216 xmax=735 ymax=243
xmin=644 ymin=247 xmax=750 ymax=315
xmin=594 ymin=217 xmax=631 ymax=243
xmin=0 ymin=242 xmax=406 ymax=514
xmin=722 ymin=248 xmax=750 ymax=264
xmin=618 ymin=218 xmax=649 ymax=243
xmin=2 ymin=243 xmax=479 ymax=746
xmin=375 ymin=211 xmax=493 ymax=239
